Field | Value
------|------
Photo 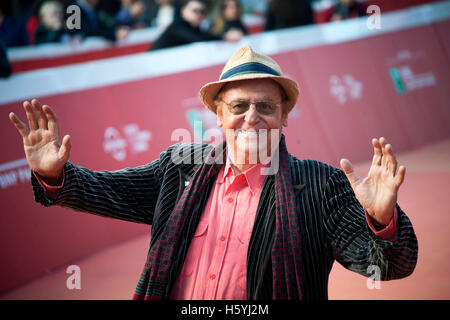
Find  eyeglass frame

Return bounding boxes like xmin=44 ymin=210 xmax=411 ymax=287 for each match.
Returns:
xmin=191 ymin=7 xmax=207 ymax=16
xmin=218 ymin=98 xmax=284 ymax=116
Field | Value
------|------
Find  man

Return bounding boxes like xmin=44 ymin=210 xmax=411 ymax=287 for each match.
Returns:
xmin=9 ymin=46 xmax=418 ymax=300
xmin=150 ymin=0 xmax=242 ymax=51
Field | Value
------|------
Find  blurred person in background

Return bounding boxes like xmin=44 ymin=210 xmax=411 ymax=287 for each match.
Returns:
xmin=329 ymin=0 xmax=366 ymax=22
xmin=34 ymin=1 xmax=71 ymax=44
xmin=265 ymin=0 xmax=314 ymax=31
xmin=26 ymin=0 xmax=47 ymax=45
xmin=0 ymin=0 xmax=30 ymax=47
xmin=146 ymin=0 xmax=182 ymax=30
xmin=95 ymin=0 xmax=123 ymax=29
xmin=209 ymin=0 xmax=247 ymax=38
xmin=63 ymin=0 xmax=130 ymax=42
xmin=0 ymin=42 xmax=12 ymax=78
xmin=96 ymin=0 xmax=122 ymax=20
xmin=116 ymin=0 xmax=149 ymax=29
xmin=17 ymin=0 xmax=38 ymax=20
xmin=150 ymin=0 xmax=242 ymax=51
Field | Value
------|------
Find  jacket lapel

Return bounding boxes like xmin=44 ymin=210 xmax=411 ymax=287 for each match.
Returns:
xmin=247 ymin=155 xmax=307 ymax=299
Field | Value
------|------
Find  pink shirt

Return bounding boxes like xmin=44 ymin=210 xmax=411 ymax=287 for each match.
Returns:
xmin=35 ymin=162 xmax=398 ymax=300
xmin=170 ymin=159 xmax=267 ymax=300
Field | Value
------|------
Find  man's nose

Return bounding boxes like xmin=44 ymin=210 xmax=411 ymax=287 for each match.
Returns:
xmin=244 ymin=104 xmax=259 ymax=123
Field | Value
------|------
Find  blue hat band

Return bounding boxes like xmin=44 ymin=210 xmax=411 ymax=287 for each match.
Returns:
xmin=220 ymin=62 xmax=280 ymax=80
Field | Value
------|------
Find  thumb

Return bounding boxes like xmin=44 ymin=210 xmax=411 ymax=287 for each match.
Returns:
xmin=340 ymin=158 xmax=361 ymax=188
xmin=58 ymin=134 xmax=71 ymax=162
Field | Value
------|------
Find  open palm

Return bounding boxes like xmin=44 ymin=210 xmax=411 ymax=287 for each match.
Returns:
xmin=340 ymin=137 xmax=406 ymax=226
xmin=9 ymin=99 xmax=71 ymax=184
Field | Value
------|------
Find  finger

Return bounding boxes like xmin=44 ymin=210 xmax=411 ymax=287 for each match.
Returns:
xmin=371 ymin=138 xmax=382 ymax=166
xmin=9 ymin=112 xmax=30 ymax=138
xmin=42 ymin=104 xmax=59 ymax=136
xmin=383 ymin=143 xmax=397 ymax=176
xmin=340 ymin=158 xmax=362 ymax=188
xmin=394 ymin=165 xmax=406 ymax=188
xmin=23 ymin=100 xmax=39 ymax=131
xmin=379 ymin=137 xmax=389 ymax=167
xmin=31 ymin=99 xmax=48 ymax=130
xmin=58 ymin=135 xmax=71 ymax=162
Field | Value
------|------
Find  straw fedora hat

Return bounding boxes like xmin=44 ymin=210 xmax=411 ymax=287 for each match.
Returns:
xmin=199 ymin=45 xmax=299 ymax=114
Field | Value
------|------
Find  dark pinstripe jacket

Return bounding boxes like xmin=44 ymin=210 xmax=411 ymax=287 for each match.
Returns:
xmin=32 ymin=143 xmax=418 ymax=299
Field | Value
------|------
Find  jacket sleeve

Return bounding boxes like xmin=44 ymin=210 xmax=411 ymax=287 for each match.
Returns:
xmin=31 ymin=150 xmax=170 ymax=225
xmin=322 ymin=168 xmax=418 ymax=280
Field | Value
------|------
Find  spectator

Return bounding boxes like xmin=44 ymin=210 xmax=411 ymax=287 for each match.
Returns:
xmin=330 ymin=0 xmax=366 ymax=22
xmin=64 ymin=0 xmax=129 ymax=42
xmin=17 ymin=0 xmax=37 ymax=20
xmin=97 ymin=0 xmax=122 ymax=17
xmin=0 ymin=42 xmax=12 ymax=78
xmin=96 ymin=0 xmax=123 ymax=29
xmin=265 ymin=0 xmax=313 ymax=31
xmin=26 ymin=0 xmax=45 ymax=45
xmin=116 ymin=0 xmax=149 ymax=29
xmin=150 ymin=0 xmax=241 ymax=51
xmin=146 ymin=0 xmax=182 ymax=30
xmin=34 ymin=1 xmax=70 ymax=44
xmin=209 ymin=0 xmax=247 ymax=38
xmin=0 ymin=0 xmax=30 ymax=47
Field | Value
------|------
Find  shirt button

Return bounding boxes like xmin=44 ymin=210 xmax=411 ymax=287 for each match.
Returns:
xmin=227 ymin=197 xmax=233 ymax=203
xmin=210 ymin=274 xmax=216 ymax=280
xmin=220 ymin=235 xmax=226 ymax=241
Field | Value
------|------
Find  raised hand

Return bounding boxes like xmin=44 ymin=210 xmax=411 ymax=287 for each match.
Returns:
xmin=9 ymin=99 xmax=71 ymax=185
xmin=340 ymin=137 xmax=406 ymax=226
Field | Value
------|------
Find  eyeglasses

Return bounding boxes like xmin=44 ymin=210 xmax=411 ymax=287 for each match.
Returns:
xmin=192 ymin=7 xmax=207 ymax=15
xmin=220 ymin=99 xmax=282 ymax=115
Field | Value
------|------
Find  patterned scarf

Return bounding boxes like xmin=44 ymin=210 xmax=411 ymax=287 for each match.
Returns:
xmin=133 ymin=135 xmax=303 ymax=300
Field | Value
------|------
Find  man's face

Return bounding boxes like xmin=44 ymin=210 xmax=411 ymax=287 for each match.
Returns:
xmin=181 ymin=1 xmax=207 ymax=28
xmin=216 ymin=79 xmax=288 ymax=165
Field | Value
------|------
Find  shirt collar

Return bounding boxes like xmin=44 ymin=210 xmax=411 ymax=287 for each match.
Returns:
xmin=218 ymin=156 xmax=268 ymax=195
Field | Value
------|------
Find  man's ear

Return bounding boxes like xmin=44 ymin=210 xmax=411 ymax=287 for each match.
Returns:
xmin=216 ymin=104 xmax=223 ymax=127
xmin=282 ymin=113 xmax=288 ymax=127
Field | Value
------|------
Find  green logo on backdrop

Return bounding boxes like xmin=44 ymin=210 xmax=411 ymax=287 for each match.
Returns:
xmin=389 ymin=67 xmax=406 ymax=95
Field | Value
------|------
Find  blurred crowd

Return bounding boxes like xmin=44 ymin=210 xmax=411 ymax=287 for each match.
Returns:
xmin=0 ymin=0 xmax=370 ymax=48
xmin=0 ymin=0 xmax=369 ymax=76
